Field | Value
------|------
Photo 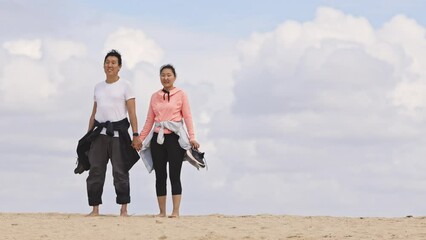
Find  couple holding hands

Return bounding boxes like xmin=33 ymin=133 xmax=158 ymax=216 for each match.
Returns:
xmin=76 ymin=49 xmax=201 ymax=218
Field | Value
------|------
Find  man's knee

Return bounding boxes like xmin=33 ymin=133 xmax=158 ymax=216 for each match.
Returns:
xmin=89 ymin=165 xmax=106 ymax=177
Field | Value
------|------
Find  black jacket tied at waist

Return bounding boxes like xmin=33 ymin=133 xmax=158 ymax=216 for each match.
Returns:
xmin=76 ymin=118 xmax=140 ymax=173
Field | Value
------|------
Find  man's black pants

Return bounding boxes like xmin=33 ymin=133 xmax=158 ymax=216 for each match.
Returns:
xmin=86 ymin=134 xmax=130 ymax=206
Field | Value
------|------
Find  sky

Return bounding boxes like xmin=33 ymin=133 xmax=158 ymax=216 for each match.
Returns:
xmin=1 ymin=0 xmax=426 ymax=217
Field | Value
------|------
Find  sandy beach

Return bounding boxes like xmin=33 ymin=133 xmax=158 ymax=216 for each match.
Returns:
xmin=1 ymin=213 xmax=425 ymax=240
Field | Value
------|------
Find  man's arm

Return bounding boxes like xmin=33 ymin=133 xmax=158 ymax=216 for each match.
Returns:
xmin=88 ymin=102 xmax=97 ymax=132
xmin=126 ymin=98 xmax=142 ymax=150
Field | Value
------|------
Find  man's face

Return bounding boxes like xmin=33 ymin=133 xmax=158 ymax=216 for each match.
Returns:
xmin=104 ymin=56 xmax=121 ymax=77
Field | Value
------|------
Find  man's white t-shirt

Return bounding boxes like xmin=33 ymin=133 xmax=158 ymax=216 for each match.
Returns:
xmin=94 ymin=79 xmax=135 ymax=136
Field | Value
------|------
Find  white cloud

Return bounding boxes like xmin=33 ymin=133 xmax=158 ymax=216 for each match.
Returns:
xmin=44 ymin=39 xmax=87 ymax=62
xmin=0 ymin=58 xmax=53 ymax=109
xmin=104 ymin=27 xmax=164 ymax=69
xmin=0 ymin=38 xmax=91 ymax=111
xmin=205 ymin=7 xmax=426 ymax=216
xmin=393 ymin=80 xmax=426 ymax=112
xmin=3 ymin=39 xmax=42 ymax=59
xmin=376 ymin=15 xmax=426 ymax=115
xmin=233 ymin=7 xmax=426 ymax=119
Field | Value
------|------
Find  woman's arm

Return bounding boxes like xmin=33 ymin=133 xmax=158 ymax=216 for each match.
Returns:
xmin=139 ymin=98 xmax=155 ymax=143
xmin=181 ymin=92 xmax=200 ymax=149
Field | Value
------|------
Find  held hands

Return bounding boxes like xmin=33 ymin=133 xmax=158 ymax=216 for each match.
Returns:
xmin=132 ymin=137 xmax=142 ymax=151
xmin=190 ymin=139 xmax=200 ymax=149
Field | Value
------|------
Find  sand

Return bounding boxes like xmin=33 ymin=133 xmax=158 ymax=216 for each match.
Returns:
xmin=1 ymin=213 xmax=425 ymax=239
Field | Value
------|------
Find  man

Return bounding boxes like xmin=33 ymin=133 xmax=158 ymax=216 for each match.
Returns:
xmin=80 ymin=49 xmax=141 ymax=216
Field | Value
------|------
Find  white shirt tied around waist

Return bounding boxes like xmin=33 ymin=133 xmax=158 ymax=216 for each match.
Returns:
xmin=140 ymin=120 xmax=191 ymax=173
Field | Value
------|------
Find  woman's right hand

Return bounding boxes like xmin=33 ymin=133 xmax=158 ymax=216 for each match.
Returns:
xmin=190 ymin=139 xmax=200 ymax=149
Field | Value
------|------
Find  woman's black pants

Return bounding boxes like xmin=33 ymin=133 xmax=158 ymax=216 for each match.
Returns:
xmin=150 ymin=132 xmax=186 ymax=196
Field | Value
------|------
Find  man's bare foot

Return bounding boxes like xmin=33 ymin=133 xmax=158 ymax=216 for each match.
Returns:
xmin=120 ymin=204 xmax=129 ymax=217
xmin=86 ymin=206 xmax=99 ymax=217
xmin=155 ymin=213 xmax=166 ymax=218
xmin=86 ymin=211 xmax=99 ymax=217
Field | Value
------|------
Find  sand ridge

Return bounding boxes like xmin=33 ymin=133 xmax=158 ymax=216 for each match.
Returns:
xmin=1 ymin=213 xmax=426 ymax=239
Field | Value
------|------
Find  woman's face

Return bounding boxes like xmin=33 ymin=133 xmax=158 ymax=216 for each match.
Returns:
xmin=160 ymin=68 xmax=176 ymax=90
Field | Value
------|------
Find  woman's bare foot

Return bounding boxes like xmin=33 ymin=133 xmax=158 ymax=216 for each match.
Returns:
xmin=170 ymin=195 xmax=181 ymax=219
xmin=168 ymin=211 xmax=179 ymax=218
xmin=156 ymin=196 xmax=167 ymax=218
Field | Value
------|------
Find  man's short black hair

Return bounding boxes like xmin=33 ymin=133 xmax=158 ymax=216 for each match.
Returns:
xmin=104 ymin=49 xmax=122 ymax=66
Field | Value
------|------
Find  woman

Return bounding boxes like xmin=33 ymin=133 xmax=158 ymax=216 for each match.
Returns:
xmin=138 ymin=64 xmax=200 ymax=218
